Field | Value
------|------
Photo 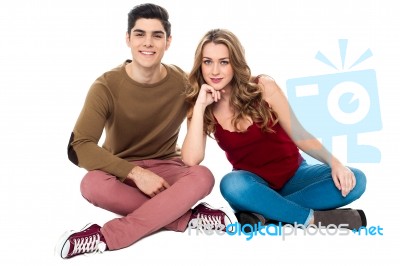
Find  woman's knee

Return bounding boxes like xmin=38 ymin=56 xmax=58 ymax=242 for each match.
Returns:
xmin=220 ymin=171 xmax=253 ymax=200
xmin=350 ymin=167 xmax=367 ymax=198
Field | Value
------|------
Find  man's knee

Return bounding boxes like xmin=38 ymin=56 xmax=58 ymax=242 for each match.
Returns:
xmin=80 ymin=170 xmax=105 ymax=203
xmin=187 ymin=165 xmax=215 ymax=195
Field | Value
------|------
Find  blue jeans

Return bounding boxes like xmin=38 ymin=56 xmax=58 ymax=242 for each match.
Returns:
xmin=219 ymin=160 xmax=366 ymax=225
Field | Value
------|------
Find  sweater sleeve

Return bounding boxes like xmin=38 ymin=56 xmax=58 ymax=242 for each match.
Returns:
xmin=67 ymin=80 xmax=134 ymax=181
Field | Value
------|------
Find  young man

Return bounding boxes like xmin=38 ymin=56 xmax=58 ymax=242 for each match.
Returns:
xmin=55 ymin=4 xmax=236 ymax=259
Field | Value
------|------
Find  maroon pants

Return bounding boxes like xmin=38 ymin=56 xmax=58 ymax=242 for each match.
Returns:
xmin=80 ymin=158 xmax=214 ymax=250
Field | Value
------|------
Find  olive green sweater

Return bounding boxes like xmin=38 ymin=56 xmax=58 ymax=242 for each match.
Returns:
xmin=68 ymin=60 xmax=189 ymax=181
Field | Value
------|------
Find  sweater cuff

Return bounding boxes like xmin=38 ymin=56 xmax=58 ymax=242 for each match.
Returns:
xmin=115 ymin=160 xmax=137 ymax=182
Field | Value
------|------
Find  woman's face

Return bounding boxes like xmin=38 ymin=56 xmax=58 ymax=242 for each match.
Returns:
xmin=201 ymin=42 xmax=234 ymax=91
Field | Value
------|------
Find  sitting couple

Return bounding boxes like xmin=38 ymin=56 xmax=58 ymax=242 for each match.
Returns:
xmin=56 ymin=3 xmax=367 ymax=259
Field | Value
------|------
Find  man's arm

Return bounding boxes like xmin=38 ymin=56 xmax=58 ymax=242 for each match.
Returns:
xmin=67 ymin=81 xmax=134 ymax=180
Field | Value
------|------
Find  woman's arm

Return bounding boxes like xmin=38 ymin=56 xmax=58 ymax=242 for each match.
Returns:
xmin=181 ymin=105 xmax=208 ymax=166
xmin=181 ymin=84 xmax=221 ymax=166
xmin=259 ymin=76 xmax=331 ymax=164
xmin=259 ymin=76 xmax=355 ymax=196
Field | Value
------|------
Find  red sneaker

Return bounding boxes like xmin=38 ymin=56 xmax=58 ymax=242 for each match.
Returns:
xmin=55 ymin=223 xmax=107 ymax=259
xmin=190 ymin=202 xmax=237 ymax=232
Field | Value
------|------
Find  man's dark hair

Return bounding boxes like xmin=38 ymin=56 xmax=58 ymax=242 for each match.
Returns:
xmin=127 ymin=3 xmax=171 ymax=37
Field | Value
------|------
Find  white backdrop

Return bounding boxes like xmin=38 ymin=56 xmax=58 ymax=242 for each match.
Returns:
xmin=1 ymin=0 xmax=399 ymax=265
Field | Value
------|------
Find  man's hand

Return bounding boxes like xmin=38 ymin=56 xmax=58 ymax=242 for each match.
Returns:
xmin=127 ymin=166 xmax=170 ymax=197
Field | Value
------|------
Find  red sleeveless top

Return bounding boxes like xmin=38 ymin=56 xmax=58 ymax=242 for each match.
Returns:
xmin=214 ymin=110 xmax=303 ymax=190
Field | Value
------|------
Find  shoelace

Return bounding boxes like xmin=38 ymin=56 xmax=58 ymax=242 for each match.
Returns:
xmin=194 ymin=213 xmax=225 ymax=231
xmin=70 ymin=234 xmax=105 ymax=256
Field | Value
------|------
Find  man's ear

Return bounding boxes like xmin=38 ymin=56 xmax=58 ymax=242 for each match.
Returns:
xmin=125 ymin=32 xmax=130 ymax=47
xmin=165 ymin=35 xmax=172 ymax=50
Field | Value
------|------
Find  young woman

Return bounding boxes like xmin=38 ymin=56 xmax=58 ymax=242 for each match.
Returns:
xmin=182 ymin=29 xmax=367 ymax=229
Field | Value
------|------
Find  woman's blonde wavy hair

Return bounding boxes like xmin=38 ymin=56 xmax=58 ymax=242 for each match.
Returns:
xmin=186 ymin=29 xmax=278 ymax=137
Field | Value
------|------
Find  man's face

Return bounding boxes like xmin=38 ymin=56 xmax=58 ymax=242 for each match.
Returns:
xmin=126 ymin=18 xmax=171 ymax=69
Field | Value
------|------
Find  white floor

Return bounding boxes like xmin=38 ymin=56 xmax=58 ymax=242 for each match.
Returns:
xmin=2 ymin=144 xmax=396 ymax=266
